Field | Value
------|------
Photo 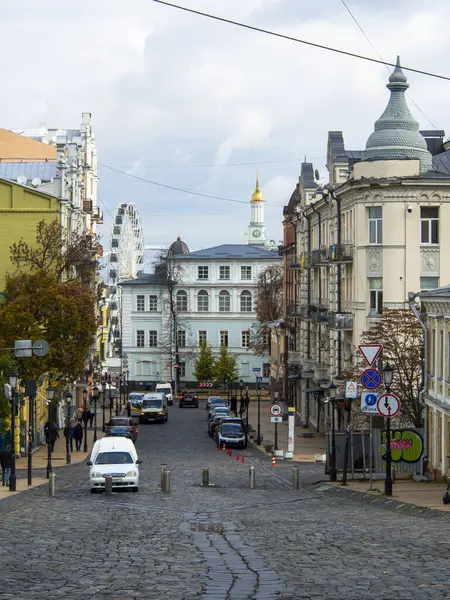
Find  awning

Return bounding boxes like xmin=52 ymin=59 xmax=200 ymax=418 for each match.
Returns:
xmin=304 ymin=387 xmax=324 ymax=393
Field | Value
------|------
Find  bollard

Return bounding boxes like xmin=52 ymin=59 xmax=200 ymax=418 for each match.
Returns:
xmin=249 ymin=465 xmax=255 ymax=489
xmin=202 ymin=467 xmax=209 ymax=487
xmin=160 ymin=464 xmax=167 ymax=489
xmin=162 ymin=469 xmax=171 ymax=494
xmin=105 ymin=476 xmax=113 ymax=495
xmin=293 ymin=466 xmax=300 ymax=490
xmin=48 ymin=472 xmax=56 ymax=497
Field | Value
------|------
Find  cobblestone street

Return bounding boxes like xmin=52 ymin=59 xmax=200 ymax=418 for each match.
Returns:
xmin=1 ymin=402 xmax=449 ymax=599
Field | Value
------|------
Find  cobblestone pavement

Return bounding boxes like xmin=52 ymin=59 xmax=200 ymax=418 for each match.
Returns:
xmin=1 ymin=401 xmax=450 ymax=599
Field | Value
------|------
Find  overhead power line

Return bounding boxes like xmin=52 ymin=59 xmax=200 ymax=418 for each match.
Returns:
xmin=151 ymin=0 xmax=450 ymax=82
xmin=108 ymin=156 xmax=326 ymax=169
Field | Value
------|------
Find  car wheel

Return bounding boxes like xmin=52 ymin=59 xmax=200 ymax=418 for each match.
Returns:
xmin=90 ymin=488 xmax=97 ymax=494
xmin=195 ymin=404 xmax=199 ymax=408
xmin=132 ymin=487 xmax=138 ymax=493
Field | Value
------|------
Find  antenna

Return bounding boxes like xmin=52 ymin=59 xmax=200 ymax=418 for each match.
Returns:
xmin=17 ymin=174 xmax=27 ymax=185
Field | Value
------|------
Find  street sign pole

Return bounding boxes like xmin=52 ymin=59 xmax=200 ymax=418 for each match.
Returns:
xmin=369 ymin=415 xmax=373 ymax=491
xmin=256 ymin=378 xmax=261 ymax=446
xmin=274 ymin=420 xmax=278 ymax=451
xmin=385 ymin=411 xmax=392 ymax=496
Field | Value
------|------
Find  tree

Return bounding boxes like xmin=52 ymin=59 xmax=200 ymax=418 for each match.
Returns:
xmin=0 ymin=355 xmax=15 ymax=433
xmin=250 ymin=264 xmax=283 ymax=356
xmin=213 ymin=345 xmax=239 ymax=384
xmin=358 ymin=308 xmax=424 ymax=427
xmin=193 ymin=342 xmax=216 ymax=382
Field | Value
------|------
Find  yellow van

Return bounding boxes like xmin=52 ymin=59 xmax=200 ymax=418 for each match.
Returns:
xmin=129 ymin=393 xmax=145 ymax=419
xmin=140 ymin=393 xmax=168 ymax=424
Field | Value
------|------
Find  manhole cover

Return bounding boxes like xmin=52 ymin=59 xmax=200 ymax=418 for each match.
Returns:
xmin=190 ymin=522 xmax=224 ymax=534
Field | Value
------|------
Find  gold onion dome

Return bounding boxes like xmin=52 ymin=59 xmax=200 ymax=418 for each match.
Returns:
xmin=251 ymin=172 xmax=264 ymax=202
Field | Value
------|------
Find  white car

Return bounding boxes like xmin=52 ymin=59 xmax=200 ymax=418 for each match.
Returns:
xmin=87 ymin=437 xmax=141 ymax=493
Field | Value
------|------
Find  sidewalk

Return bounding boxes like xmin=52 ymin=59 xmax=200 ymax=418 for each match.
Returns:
xmin=246 ymin=399 xmax=326 ymax=462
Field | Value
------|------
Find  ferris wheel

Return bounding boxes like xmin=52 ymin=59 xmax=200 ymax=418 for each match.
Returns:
xmin=107 ymin=202 xmax=144 ymax=357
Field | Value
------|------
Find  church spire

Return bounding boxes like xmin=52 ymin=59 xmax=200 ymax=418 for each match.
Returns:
xmin=251 ymin=169 xmax=264 ymax=202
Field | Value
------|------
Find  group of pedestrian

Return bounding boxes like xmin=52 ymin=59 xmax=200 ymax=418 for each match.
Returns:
xmin=229 ymin=394 xmax=250 ymax=417
xmin=63 ymin=421 xmax=84 ymax=452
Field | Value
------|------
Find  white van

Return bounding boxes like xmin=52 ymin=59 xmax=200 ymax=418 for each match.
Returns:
xmin=140 ymin=393 xmax=168 ymax=423
xmin=87 ymin=437 xmax=141 ymax=493
xmin=155 ymin=382 xmax=173 ymax=405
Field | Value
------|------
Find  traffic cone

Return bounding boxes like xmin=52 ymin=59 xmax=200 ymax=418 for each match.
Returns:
xmin=271 ymin=455 xmax=276 ymax=467
xmin=222 ymin=444 xmax=226 ymax=452
xmin=236 ymin=454 xmax=240 ymax=461
xmin=228 ymin=450 xmax=232 ymax=457
xmin=241 ymin=456 xmax=245 ymax=463
xmin=217 ymin=444 xmax=221 ymax=451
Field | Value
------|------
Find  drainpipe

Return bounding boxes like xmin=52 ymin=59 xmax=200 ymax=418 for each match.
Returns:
xmin=408 ymin=295 xmax=428 ymax=476
xmin=306 ymin=214 xmax=311 ymax=360
xmin=335 ymin=194 xmax=342 ymax=377
xmin=311 ymin=204 xmax=322 ymax=366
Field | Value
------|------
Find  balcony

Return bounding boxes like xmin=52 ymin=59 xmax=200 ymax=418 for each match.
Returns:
xmin=313 ymin=364 xmax=329 ymax=382
xmin=288 ymin=351 xmax=302 ymax=365
xmin=92 ymin=206 xmax=103 ymax=222
xmin=287 ymin=256 xmax=303 ymax=270
xmin=311 ymin=308 xmax=329 ymax=325
xmin=328 ymin=312 xmax=354 ymax=330
xmin=286 ymin=302 xmax=302 ymax=317
xmin=301 ymin=358 xmax=316 ymax=378
xmin=328 ymin=243 xmax=354 ymax=263
xmin=83 ymin=200 xmax=93 ymax=213
xmin=310 ymin=247 xmax=329 ymax=267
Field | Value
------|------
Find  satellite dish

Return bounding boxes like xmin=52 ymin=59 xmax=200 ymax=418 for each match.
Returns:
xmin=314 ymin=169 xmax=320 ymax=181
xmin=31 ymin=177 xmax=42 ymax=187
xmin=17 ymin=175 xmax=27 ymax=185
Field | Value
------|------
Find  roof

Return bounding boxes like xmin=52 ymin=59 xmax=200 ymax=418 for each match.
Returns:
xmin=301 ymin=162 xmax=315 ymax=189
xmin=432 ymin=150 xmax=450 ymax=175
xmin=0 ymin=161 xmax=57 ymax=183
xmin=119 ymin=272 xmax=167 ymax=287
xmin=0 ymin=129 xmax=56 ymax=161
xmin=168 ymin=236 xmax=190 ymax=255
xmin=420 ymin=285 xmax=450 ymax=298
xmin=174 ymin=244 xmax=281 ymax=260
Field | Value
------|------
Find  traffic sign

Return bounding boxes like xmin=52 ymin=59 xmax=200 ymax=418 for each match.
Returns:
xmin=271 ymin=416 xmax=282 ymax=423
xmin=360 ymin=392 xmax=380 ymax=414
xmin=360 ymin=368 xmax=382 ymax=391
xmin=270 ymin=404 xmax=282 ymax=417
xmin=358 ymin=344 xmax=383 ymax=366
xmin=253 ymin=367 xmax=261 ymax=373
xmin=345 ymin=381 xmax=358 ymax=399
xmin=377 ymin=393 xmax=400 ymax=418
xmin=256 ymin=376 xmax=263 ymax=383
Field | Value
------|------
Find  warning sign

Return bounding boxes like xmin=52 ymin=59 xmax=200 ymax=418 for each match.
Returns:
xmin=345 ymin=381 xmax=358 ymax=399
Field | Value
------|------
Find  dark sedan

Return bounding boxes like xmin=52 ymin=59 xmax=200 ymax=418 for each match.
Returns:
xmin=105 ymin=417 xmax=139 ymax=442
xmin=179 ymin=391 xmax=199 ymax=408
xmin=105 ymin=426 xmax=132 ymax=439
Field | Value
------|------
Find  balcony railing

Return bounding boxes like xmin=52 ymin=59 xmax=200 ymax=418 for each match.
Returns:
xmin=287 ymin=256 xmax=303 ymax=270
xmin=311 ymin=309 xmax=329 ymax=325
xmin=314 ymin=364 xmax=329 ymax=381
xmin=328 ymin=243 xmax=354 ymax=263
xmin=83 ymin=199 xmax=93 ymax=213
xmin=328 ymin=311 xmax=354 ymax=330
xmin=286 ymin=302 xmax=302 ymax=317
xmin=310 ymin=247 xmax=329 ymax=266
xmin=92 ymin=206 xmax=103 ymax=222
xmin=288 ymin=351 xmax=302 ymax=364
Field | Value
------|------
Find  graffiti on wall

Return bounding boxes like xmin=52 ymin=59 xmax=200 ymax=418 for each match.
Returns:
xmin=381 ymin=429 xmax=424 ymax=463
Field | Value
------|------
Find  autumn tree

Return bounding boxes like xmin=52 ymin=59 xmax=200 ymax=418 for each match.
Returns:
xmin=250 ymin=264 xmax=283 ymax=356
xmin=193 ymin=342 xmax=216 ymax=382
xmin=213 ymin=345 xmax=239 ymax=385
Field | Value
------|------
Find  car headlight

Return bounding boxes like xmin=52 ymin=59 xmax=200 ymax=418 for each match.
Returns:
xmin=126 ymin=470 xmax=137 ymax=477
xmin=91 ymin=471 xmax=103 ymax=478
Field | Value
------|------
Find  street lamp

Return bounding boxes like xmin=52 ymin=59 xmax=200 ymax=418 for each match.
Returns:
xmin=108 ymin=374 xmax=113 ymax=423
xmin=101 ymin=377 xmax=107 ymax=432
xmin=92 ymin=386 xmax=99 ymax=443
xmin=328 ymin=383 xmax=337 ymax=482
xmin=46 ymin=386 xmax=55 ymax=478
xmin=63 ymin=392 xmax=73 ymax=465
xmin=239 ymin=379 xmax=244 ymax=417
xmin=383 ymin=362 xmax=394 ymax=496
xmin=245 ymin=385 xmax=249 ymax=433
xmin=83 ymin=387 xmax=89 ymax=453
xmin=8 ymin=371 xmax=18 ymax=491
xmin=256 ymin=379 xmax=262 ymax=445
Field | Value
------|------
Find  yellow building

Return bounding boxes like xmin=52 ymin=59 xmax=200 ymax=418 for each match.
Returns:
xmin=420 ymin=286 xmax=450 ymax=480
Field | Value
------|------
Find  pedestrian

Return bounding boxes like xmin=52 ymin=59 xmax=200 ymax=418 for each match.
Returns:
xmin=126 ymin=400 xmax=131 ymax=418
xmin=44 ymin=421 xmax=59 ymax=452
xmin=239 ymin=396 xmax=246 ymax=417
xmin=88 ymin=406 xmax=95 ymax=427
xmin=63 ymin=422 xmax=75 ymax=452
xmin=244 ymin=393 xmax=250 ymax=412
xmin=73 ymin=422 xmax=83 ymax=451
xmin=230 ymin=395 xmax=238 ymax=417
xmin=0 ymin=443 xmax=12 ymax=487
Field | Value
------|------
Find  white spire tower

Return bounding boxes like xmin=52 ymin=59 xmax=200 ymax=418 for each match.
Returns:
xmin=245 ymin=171 xmax=266 ymax=245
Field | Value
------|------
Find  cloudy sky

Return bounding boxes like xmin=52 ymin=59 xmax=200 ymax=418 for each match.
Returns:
xmin=2 ymin=0 xmax=449 ymax=251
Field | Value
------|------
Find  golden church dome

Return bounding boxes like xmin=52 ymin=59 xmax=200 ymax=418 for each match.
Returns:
xmin=251 ymin=172 xmax=264 ymax=202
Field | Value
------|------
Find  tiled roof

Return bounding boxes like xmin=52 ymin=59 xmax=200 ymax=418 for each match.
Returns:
xmin=432 ymin=150 xmax=450 ymax=175
xmin=0 ymin=161 xmax=57 ymax=182
xmin=119 ymin=273 xmax=167 ymax=287
xmin=175 ymin=244 xmax=281 ymax=259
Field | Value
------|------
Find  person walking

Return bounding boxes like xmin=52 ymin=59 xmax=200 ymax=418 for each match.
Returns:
xmin=0 ymin=443 xmax=12 ymax=487
xmin=44 ymin=421 xmax=59 ymax=452
xmin=126 ymin=399 xmax=131 ymax=418
xmin=63 ymin=422 xmax=75 ymax=452
xmin=230 ymin=396 xmax=238 ymax=417
xmin=239 ymin=395 xmax=246 ymax=417
xmin=88 ymin=405 xmax=95 ymax=427
xmin=73 ymin=422 xmax=83 ymax=451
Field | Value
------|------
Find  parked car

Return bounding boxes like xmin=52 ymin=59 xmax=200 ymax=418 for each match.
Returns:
xmin=217 ymin=422 xmax=247 ymax=449
xmin=213 ymin=417 xmax=246 ymax=441
xmin=206 ymin=397 xmax=227 ymax=418
xmin=208 ymin=407 xmax=232 ymax=436
xmin=106 ymin=417 xmax=139 ymax=442
xmin=105 ymin=426 xmax=132 ymax=439
xmin=179 ymin=390 xmax=199 ymax=408
xmin=155 ymin=382 xmax=174 ymax=406
xmin=140 ymin=393 xmax=168 ymax=423
xmin=87 ymin=437 xmax=141 ymax=493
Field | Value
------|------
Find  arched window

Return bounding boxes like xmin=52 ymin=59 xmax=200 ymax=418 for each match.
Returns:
xmin=197 ymin=290 xmax=209 ymax=312
xmin=240 ymin=290 xmax=252 ymax=312
xmin=176 ymin=290 xmax=188 ymax=312
xmin=219 ymin=290 xmax=231 ymax=312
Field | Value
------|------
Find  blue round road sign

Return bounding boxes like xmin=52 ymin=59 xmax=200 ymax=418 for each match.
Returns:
xmin=364 ymin=393 xmax=377 ymax=406
xmin=360 ymin=368 xmax=382 ymax=390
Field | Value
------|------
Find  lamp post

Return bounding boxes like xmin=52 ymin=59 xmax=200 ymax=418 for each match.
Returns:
xmin=101 ymin=377 xmax=106 ymax=432
xmin=63 ymin=392 xmax=73 ymax=465
xmin=83 ymin=387 xmax=89 ymax=453
xmin=8 ymin=371 xmax=18 ymax=492
xmin=245 ymin=385 xmax=249 ymax=433
xmin=239 ymin=379 xmax=243 ymax=417
xmin=108 ymin=374 xmax=113 ymax=423
xmin=383 ymin=362 xmax=394 ymax=496
xmin=256 ymin=379 xmax=261 ymax=445
xmin=92 ymin=386 xmax=99 ymax=443
xmin=274 ymin=390 xmax=279 ymax=451
xmin=46 ymin=386 xmax=55 ymax=479
xmin=328 ymin=383 xmax=337 ymax=482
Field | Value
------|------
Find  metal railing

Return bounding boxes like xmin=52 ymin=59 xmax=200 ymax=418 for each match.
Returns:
xmin=328 ymin=243 xmax=354 ymax=262
xmin=311 ymin=309 xmax=329 ymax=325
xmin=83 ymin=200 xmax=93 ymax=213
xmin=328 ymin=312 xmax=354 ymax=330
xmin=310 ymin=247 xmax=329 ymax=266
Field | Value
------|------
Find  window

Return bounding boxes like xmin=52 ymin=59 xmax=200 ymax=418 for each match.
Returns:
xmin=149 ymin=295 xmax=158 ymax=312
xmin=220 ymin=330 xmax=229 ymax=347
xmin=241 ymin=266 xmax=252 ymax=280
xmin=149 ymin=331 xmax=158 ymax=347
xmin=178 ymin=362 xmax=186 ymax=377
xmin=219 ymin=290 xmax=231 ymax=312
xmin=240 ymin=290 xmax=252 ymax=312
xmin=369 ymin=278 xmax=383 ymax=314
xmin=219 ymin=266 xmax=230 ymax=280
xmin=141 ymin=361 xmax=151 ymax=376
xmin=136 ymin=330 xmax=145 ymax=347
xmin=198 ymin=266 xmax=209 ymax=280
xmin=421 ymin=207 xmax=439 ymax=244
xmin=241 ymin=330 xmax=250 ymax=348
xmin=176 ymin=290 xmax=188 ymax=312
xmin=177 ymin=330 xmax=186 ymax=348
xmin=420 ymin=277 xmax=439 ymax=293
xmin=136 ymin=295 xmax=145 ymax=311
xmin=240 ymin=362 xmax=249 ymax=377
xmin=368 ymin=207 xmax=382 ymax=244
xmin=198 ymin=330 xmax=207 ymax=345
xmin=263 ymin=363 xmax=271 ymax=378
xmin=197 ymin=290 xmax=209 ymax=312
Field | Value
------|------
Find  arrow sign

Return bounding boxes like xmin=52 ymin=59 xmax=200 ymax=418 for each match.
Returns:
xmin=377 ymin=393 xmax=400 ymax=418
xmin=358 ymin=344 xmax=383 ymax=366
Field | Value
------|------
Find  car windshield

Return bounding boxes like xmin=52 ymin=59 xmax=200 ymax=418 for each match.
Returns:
xmin=143 ymin=399 xmax=162 ymax=408
xmin=213 ymin=407 xmax=229 ymax=414
xmin=210 ymin=398 xmax=225 ymax=405
xmin=108 ymin=426 xmax=129 ymax=434
xmin=131 ymin=400 xmax=142 ymax=408
xmin=158 ymin=387 xmax=171 ymax=395
xmin=109 ymin=419 xmax=129 ymax=427
xmin=94 ymin=452 xmax=133 ymax=465
xmin=222 ymin=424 xmax=243 ymax=435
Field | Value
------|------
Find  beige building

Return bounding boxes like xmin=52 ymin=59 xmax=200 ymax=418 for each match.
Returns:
xmin=281 ymin=58 xmax=450 ymax=432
